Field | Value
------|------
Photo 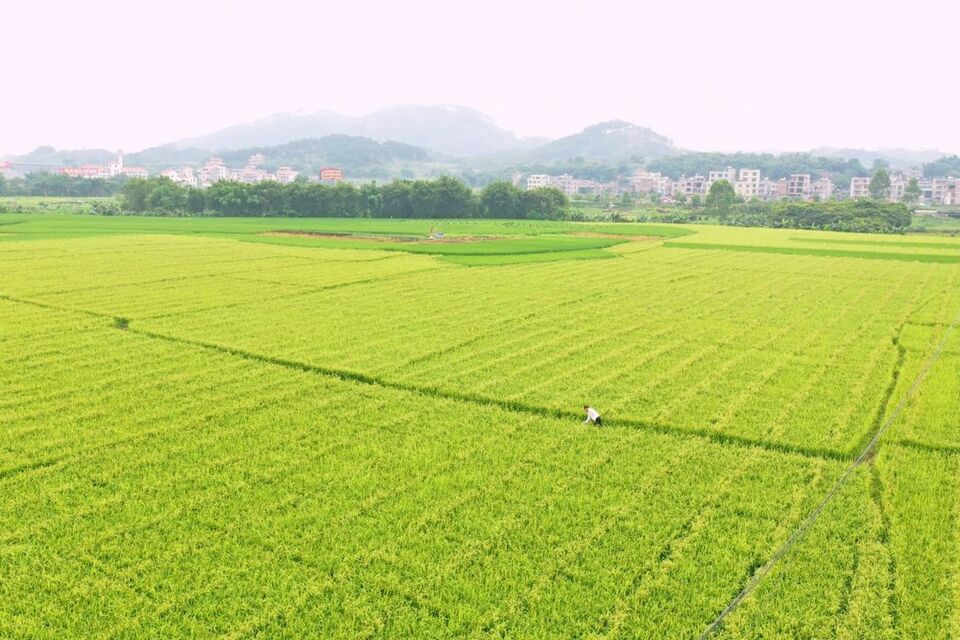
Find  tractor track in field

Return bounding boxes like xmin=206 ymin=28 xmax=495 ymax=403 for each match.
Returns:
xmin=698 ymin=305 xmax=960 ymax=639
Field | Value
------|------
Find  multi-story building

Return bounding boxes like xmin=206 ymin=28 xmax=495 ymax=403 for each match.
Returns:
xmin=319 ymin=167 xmax=344 ymax=183
xmin=179 ymin=167 xmax=197 ymax=187
xmin=524 ymin=173 xmax=600 ymax=196
xmin=787 ymin=174 xmax=811 ymax=198
xmin=632 ymin=170 xmax=661 ymax=194
xmin=673 ymin=175 xmax=708 ymax=197
xmin=757 ymin=178 xmax=778 ymax=200
xmin=708 ymin=167 xmax=737 ymax=185
xmin=120 ymin=167 xmax=149 ymax=179
xmin=887 ymin=175 xmax=906 ymax=202
xmin=526 ymin=174 xmax=550 ymax=189
xmin=552 ymin=174 xmax=600 ymax=196
xmin=850 ymin=176 xmax=870 ymax=198
xmin=240 ymin=168 xmax=268 ymax=184
xmin=774 ymin=178 xmax=789 ymax=199
xmin=276 ymin=167 xmax=299 ymax=184
xmin=931 ymin=178 xmax=958 ymax=205
xmin=734 ymin=169 xmax=761 ymax=199
xmin=805 ymin=177 xmax=834 ymax=201
xmin=632 ymin=171 xmax=672 ymax=196
xmin=551 ymin=174 xmax=578 ymax=195
xmin=200 ymin=158 xmax=229 ymax=185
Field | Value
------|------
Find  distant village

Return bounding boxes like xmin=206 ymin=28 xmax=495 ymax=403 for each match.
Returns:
xmin=0 ymin=153 xmax=343 ymax=188
xmin=519 ymin=168 xmax=960 ymax=206
xmin=156 ymin=154 xmax=342 ymax=187
xmin=2 ymin=151 xmax=959 ymax=206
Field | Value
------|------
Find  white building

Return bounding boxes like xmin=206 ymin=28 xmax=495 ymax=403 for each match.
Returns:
xmin=850 ymin=176 xmax=871 ymax=198
xmin=526 ymin=174 xmax=551 ymax=189
xmin=108 ymin=152 xmax=124 ymax=176
xmin=734 ymin=169 xmax=761 ymax=199
xmin=525 ymin=173 xmax=599 ymax=196
xmin=888 ymin=175 xmax=906 ymax=202
xmin=200 ymin=158 xmax=230 ymax=185
xmin=632 ymin=170 xmax=672 ymax=196
xmin=276 ymin=167 xmax=299 ymax=184
xmin=708 ymin=167 xmax=737 ymax=185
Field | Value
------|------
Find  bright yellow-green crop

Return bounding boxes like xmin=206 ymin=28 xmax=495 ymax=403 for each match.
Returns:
xmin=2 ymin=214 xmax=960 ymax=638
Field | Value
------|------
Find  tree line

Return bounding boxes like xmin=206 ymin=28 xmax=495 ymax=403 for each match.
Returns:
xmin=921 ymin=155 xmax=960 ymax=178
xmin=0 ymin=172 xmax=126 ymax=197
xmin=118 ymin=176 xmax=570 ymax=219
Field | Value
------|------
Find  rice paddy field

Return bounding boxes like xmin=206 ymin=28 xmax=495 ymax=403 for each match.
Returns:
xmin=2 ymin=213 xmax=960 ymax=639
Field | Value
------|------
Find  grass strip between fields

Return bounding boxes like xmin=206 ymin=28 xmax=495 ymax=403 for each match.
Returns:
xmin=698 ymin=305 xmax=960 ymax=639
xmin=664 ymin=241 xmax=960 ymax=263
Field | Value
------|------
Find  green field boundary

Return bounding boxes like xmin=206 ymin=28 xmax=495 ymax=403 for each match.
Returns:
xmin=888 ymin=438 xmax=960 ymax=457
xmin=789 ymin=236 xmax=960 ymax=251
xmin=438 ymin=249 xmax=617 ymax=266
xmin=665 ymin=241 xmax=960 ymax=263
xmin=244 ymin=233 xmax=627 ymax=256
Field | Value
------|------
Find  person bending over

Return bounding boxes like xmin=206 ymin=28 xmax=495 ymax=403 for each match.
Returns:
xmin=583 ymin=405 xmax=602 ymax=426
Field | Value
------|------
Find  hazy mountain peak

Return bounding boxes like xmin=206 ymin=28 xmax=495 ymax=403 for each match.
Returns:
xmin=170 ymin=104 xmax=534 ymax=158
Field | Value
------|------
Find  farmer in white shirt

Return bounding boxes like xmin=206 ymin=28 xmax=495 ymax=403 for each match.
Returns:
xmin=583 ymin=405 xmax=602 ymax=426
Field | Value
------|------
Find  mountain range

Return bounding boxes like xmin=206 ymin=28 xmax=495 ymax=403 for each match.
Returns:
xmin=4 ymin=105 xmax=954 ymax=180
xmin=171 ymin=105 xmax=546 ymax=158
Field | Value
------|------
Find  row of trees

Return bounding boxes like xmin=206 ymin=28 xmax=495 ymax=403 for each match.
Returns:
xmin=921 ymin=155 xmax=960 ymax=178
xmin=0 ymin=172 xmax=127 ymax=197
xmin=119 ymin=176 xmax=570 ymax=219
xmin=728 ymin=199 xmax=912 ymax=233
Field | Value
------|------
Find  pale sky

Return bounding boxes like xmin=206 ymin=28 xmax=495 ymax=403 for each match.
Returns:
xmin=3 ymin=0 xmax=959 ymax=156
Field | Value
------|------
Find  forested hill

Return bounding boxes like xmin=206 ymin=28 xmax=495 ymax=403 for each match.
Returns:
xmin=523 ymin=120 xmax=679 ymax=164
xmin=124 ymin=136 xmax=445 ymax=178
